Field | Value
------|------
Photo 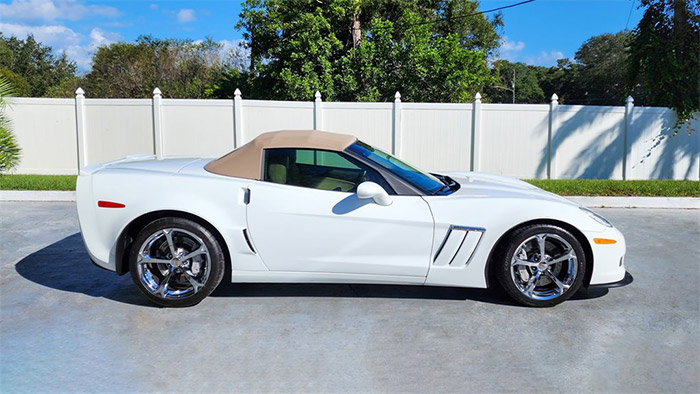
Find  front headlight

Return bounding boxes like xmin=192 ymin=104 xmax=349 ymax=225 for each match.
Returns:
xmin=580 ymin=207 xmax=613 ymax=227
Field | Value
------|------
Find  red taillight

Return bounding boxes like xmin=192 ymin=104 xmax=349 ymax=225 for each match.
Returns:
xmin=97 ymin=201 xmax=126 ymax=208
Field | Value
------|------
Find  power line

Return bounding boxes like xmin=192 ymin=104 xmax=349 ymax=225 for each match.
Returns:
xmin=341 ymin=0 xmax=537 ymax=32
xmin=407 ymin=0 xmax=537 ymax=28
xmin=625 ymin=0 xmax=636 ymax=30
xmin=276 ymin=1 xmax=538 ymax=37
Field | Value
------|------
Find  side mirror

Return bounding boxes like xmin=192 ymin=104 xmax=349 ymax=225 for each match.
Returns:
xmin=356 ymin=181 xmax=392 ymax=206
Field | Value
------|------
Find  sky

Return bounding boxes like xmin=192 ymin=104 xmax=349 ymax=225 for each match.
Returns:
xmin=0 ymin=0 xmax=646 ymax=72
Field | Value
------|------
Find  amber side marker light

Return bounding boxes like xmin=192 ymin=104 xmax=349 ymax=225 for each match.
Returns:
xmin=98 ymin=201 xmax=126 ymax=208
xmin=593 ymin=238 xmax=617 ymax=245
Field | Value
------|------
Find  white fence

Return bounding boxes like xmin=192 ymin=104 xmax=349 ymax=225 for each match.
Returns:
xmin=7 ymin=88 xmax=700 ymax=180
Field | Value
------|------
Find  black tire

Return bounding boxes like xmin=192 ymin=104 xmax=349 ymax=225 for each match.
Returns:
xmin=496 ymin=224 xmax=586 ymax=307
xmin=129 ymin=217 xmax=226 ymax=307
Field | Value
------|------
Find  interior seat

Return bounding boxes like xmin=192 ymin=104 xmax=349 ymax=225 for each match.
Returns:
xmin=267 ymin=155 xmax=289 ymax=184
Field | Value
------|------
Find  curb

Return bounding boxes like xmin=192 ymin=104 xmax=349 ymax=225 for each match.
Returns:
xmin=0 ymin=190 xmax=76 ymax=202
xmin=1 ymin=191 xmax=698 ymax=209
xmin=564 ymin=196 xmax=700 ymax=209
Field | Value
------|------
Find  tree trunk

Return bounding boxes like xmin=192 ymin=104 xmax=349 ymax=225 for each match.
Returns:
xmin=352 ymin=12 xmax=361 ymax=48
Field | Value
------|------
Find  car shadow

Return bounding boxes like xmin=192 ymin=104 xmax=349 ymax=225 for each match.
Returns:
xmin=15 ymin=233 xmax=608 ymax=307
xmin=14 ymin=233 xmax=155 ymax=307
xmin=211 ymin=282 xmax=608 ymax=305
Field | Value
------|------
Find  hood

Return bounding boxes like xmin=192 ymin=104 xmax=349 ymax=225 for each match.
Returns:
xmin=81 ymin=154 xmax=202 ymax=175
xmin=444 ymin=171 xmax=578 ymax=206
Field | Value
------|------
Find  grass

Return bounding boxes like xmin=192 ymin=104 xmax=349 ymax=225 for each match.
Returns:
xmin=0 ymin=174 xmax=77 ymax=191
xmin=525 ymin=179 xmax=700 ymax=197
xmin=0 ymin=174 xmax=697 ymax=197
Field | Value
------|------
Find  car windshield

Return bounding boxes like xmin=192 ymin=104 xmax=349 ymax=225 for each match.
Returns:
xmin=347 ymin=141 xmax=447 ymax=195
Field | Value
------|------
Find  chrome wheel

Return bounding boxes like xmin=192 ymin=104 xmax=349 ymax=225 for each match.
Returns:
xmin=510 ymin=233 xmax=578 ymax=301
xmin=136 ymin=228 xmax=211 ymax=300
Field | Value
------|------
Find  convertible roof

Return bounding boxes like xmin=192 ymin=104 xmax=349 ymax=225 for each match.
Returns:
xmin=204 ymin=130 xmax=357 ymax=179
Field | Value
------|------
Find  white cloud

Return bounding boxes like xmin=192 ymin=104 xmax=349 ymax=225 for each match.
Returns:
xmin=0 ymin=0 xmax=120 ymax=22
xmin=0 ymin=22 xmax=121 ymax=71
xmin=177 ymin=9 xmax=196 ymax=23
xmin=525 ymin=50 xmax=566 ymax=67
xmin=149 ymin=3 xmax=158 ymax=10
xmin=498 ymin=36 xmax=525 ymax=62
xmin=88 ymin=27 xmax=119 ymax=49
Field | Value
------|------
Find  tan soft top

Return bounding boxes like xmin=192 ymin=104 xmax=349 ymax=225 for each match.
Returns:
xmin=205 ymin=130 xmax=358 ymax=179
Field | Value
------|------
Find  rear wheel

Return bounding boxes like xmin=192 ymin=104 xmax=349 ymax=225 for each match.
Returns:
xmin=496 ymin=224 xmax=586 ymax=307
xmin=129 ymin=217 xmax=225 ymax=307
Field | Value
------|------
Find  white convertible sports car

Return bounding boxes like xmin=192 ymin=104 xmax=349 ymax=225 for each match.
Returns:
xmin=77 ymin=130 xmax=631 ymax=307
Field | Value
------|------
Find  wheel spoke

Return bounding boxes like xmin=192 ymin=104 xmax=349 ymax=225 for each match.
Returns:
xmin=181 ymin=246 xmax=207 ymax=262
xmin=512 ymin=258 xmax=538 ymax=268
xmin=155 ymin=269 xmax=174 ymax=296
xmin=524 ymin=270 xmax=541 ymax=296
xmin=545 ymin=270 xmax=570 ymax=292
xmin=163 ymin=229 xmax=177 ymax=258
xmin=183 ymin=272 xmax=204 ymax=293
xmin=537 ymin=235 xmax=547 ymax=262
xmin=138 ymin=254 xmax=171 ymax=265
xmin=547 ymin=251 xmax=575 ymax=266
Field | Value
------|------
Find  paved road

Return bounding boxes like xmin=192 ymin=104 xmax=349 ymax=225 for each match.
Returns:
xmin=1 ymin=202 xmax=698 ymax=393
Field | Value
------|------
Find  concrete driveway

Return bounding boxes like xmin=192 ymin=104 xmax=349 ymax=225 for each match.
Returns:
xmin=1 ymin=202 xmax=698 ymax=393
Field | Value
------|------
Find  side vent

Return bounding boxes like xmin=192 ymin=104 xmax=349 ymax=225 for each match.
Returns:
xmin=433 ymin=225 xmax=485 ymax=267
xmin=242 ymin=228 xmax=256 ymax=254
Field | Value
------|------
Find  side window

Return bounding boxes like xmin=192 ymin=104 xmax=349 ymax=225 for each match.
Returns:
xmin=263 ymin=148 xmax=392 ymax=193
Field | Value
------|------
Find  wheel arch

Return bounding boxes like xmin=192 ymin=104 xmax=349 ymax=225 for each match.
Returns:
xmin=484 ymin=218 xmax=594 ymax=288
xmin=115 ymin=210 xmax=231 ymax=276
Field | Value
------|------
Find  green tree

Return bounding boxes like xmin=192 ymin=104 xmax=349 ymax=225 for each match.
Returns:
xmin=224 ymin=0 xmax=501 ymax=102
xmin=485 ymin=60 xmax=545 ymax=103
xmin=628 ymin=0 xmax=699 ymax=122
xmin=0 ymin=68 xmax=30 ymax=97
xmin=0 ymin=75 xmax=21 ymax=172
xmin=85 ymin=36 xmax=230 ymax=98
xmin=533 ymin=32 xmax=631 ymax=106
xmin=574 ymin=31 xmax=631 ymax=105
xmin=0 ymin=34 xmax=77 ymax=97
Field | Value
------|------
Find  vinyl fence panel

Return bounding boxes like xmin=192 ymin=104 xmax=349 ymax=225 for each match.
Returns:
xmin=83 ymin=99 xmax=154 ymax=165
xmin=480 ymin=104 xmax=550 ymax=179
xmin=5 ymin=89 xmax=698 ymax=180
xmin=8 ymin=98 xmax=78 ymax=175
xmin=322 ymin=102 xmax=393 ymax=153
xmin=553 ymin=105 xmax=626 ymax=180
xmin=400 ymin=103 xmax=472 ymax=172
xmin=161 ymin=99 xmax=235 ymax=158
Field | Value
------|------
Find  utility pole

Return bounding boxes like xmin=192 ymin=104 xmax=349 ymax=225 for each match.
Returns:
xmin=511 ymin=69 xmax=516 ymax=104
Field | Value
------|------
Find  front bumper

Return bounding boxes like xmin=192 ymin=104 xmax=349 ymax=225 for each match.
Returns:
xmin=588 ymin=271 xmax=634 ymax=289
xmin=586 ymin=225 xmax=627 ymax=285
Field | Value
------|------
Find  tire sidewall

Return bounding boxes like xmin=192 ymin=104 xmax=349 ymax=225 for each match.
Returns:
xmin=497 ymin=224 xmax=586 ymax=307
xmin=129 ymin=217 xmax=226 ymax=307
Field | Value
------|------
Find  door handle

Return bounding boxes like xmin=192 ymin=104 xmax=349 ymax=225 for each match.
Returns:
xmin=243 ymin=187 xmax=251 ymax=204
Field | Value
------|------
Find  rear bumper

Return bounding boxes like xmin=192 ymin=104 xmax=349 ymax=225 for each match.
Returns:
xmin=588 ymin=271 xmax=633 ymax=289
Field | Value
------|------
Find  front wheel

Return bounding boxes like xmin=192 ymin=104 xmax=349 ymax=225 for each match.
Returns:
xmin=129 ymin=217 xmax=225 ymax=307
xmin=496 ymin=224 xmax=586 ymax=307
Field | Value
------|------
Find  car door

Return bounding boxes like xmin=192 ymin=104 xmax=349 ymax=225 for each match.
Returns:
xmin=245 ymin=148 xmax=434 ymax=277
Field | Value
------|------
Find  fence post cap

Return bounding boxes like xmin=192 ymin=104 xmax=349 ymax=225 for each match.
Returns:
xmin=234 ymin=88 xmax=242 ymax=97
xmin=626 ymin=95 xmax=634 ymax=104
xmin=315 ymin=90 xmax=322 ymax=100
xmin=75 ymin=87 xmax=85 ymax=96
xmin=551 ymin=93 xmax=559 ymax=102
xmin=152 ymin=87 xmax=162 ymax=96
xmin=394 ymin=91 xmax=401 ymax=100
xmin=474 ymin=92 xmax=481 ymax=102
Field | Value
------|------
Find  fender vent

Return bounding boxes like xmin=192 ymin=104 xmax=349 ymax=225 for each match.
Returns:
xmin=433 ymin=225 xmax=485 ymax=267
xmin=242 ymin=228 xmax=256 ymax=254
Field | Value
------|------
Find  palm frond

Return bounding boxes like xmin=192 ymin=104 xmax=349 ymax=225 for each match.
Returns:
xmin=0 ymin=75 xmax=21 ymax=172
